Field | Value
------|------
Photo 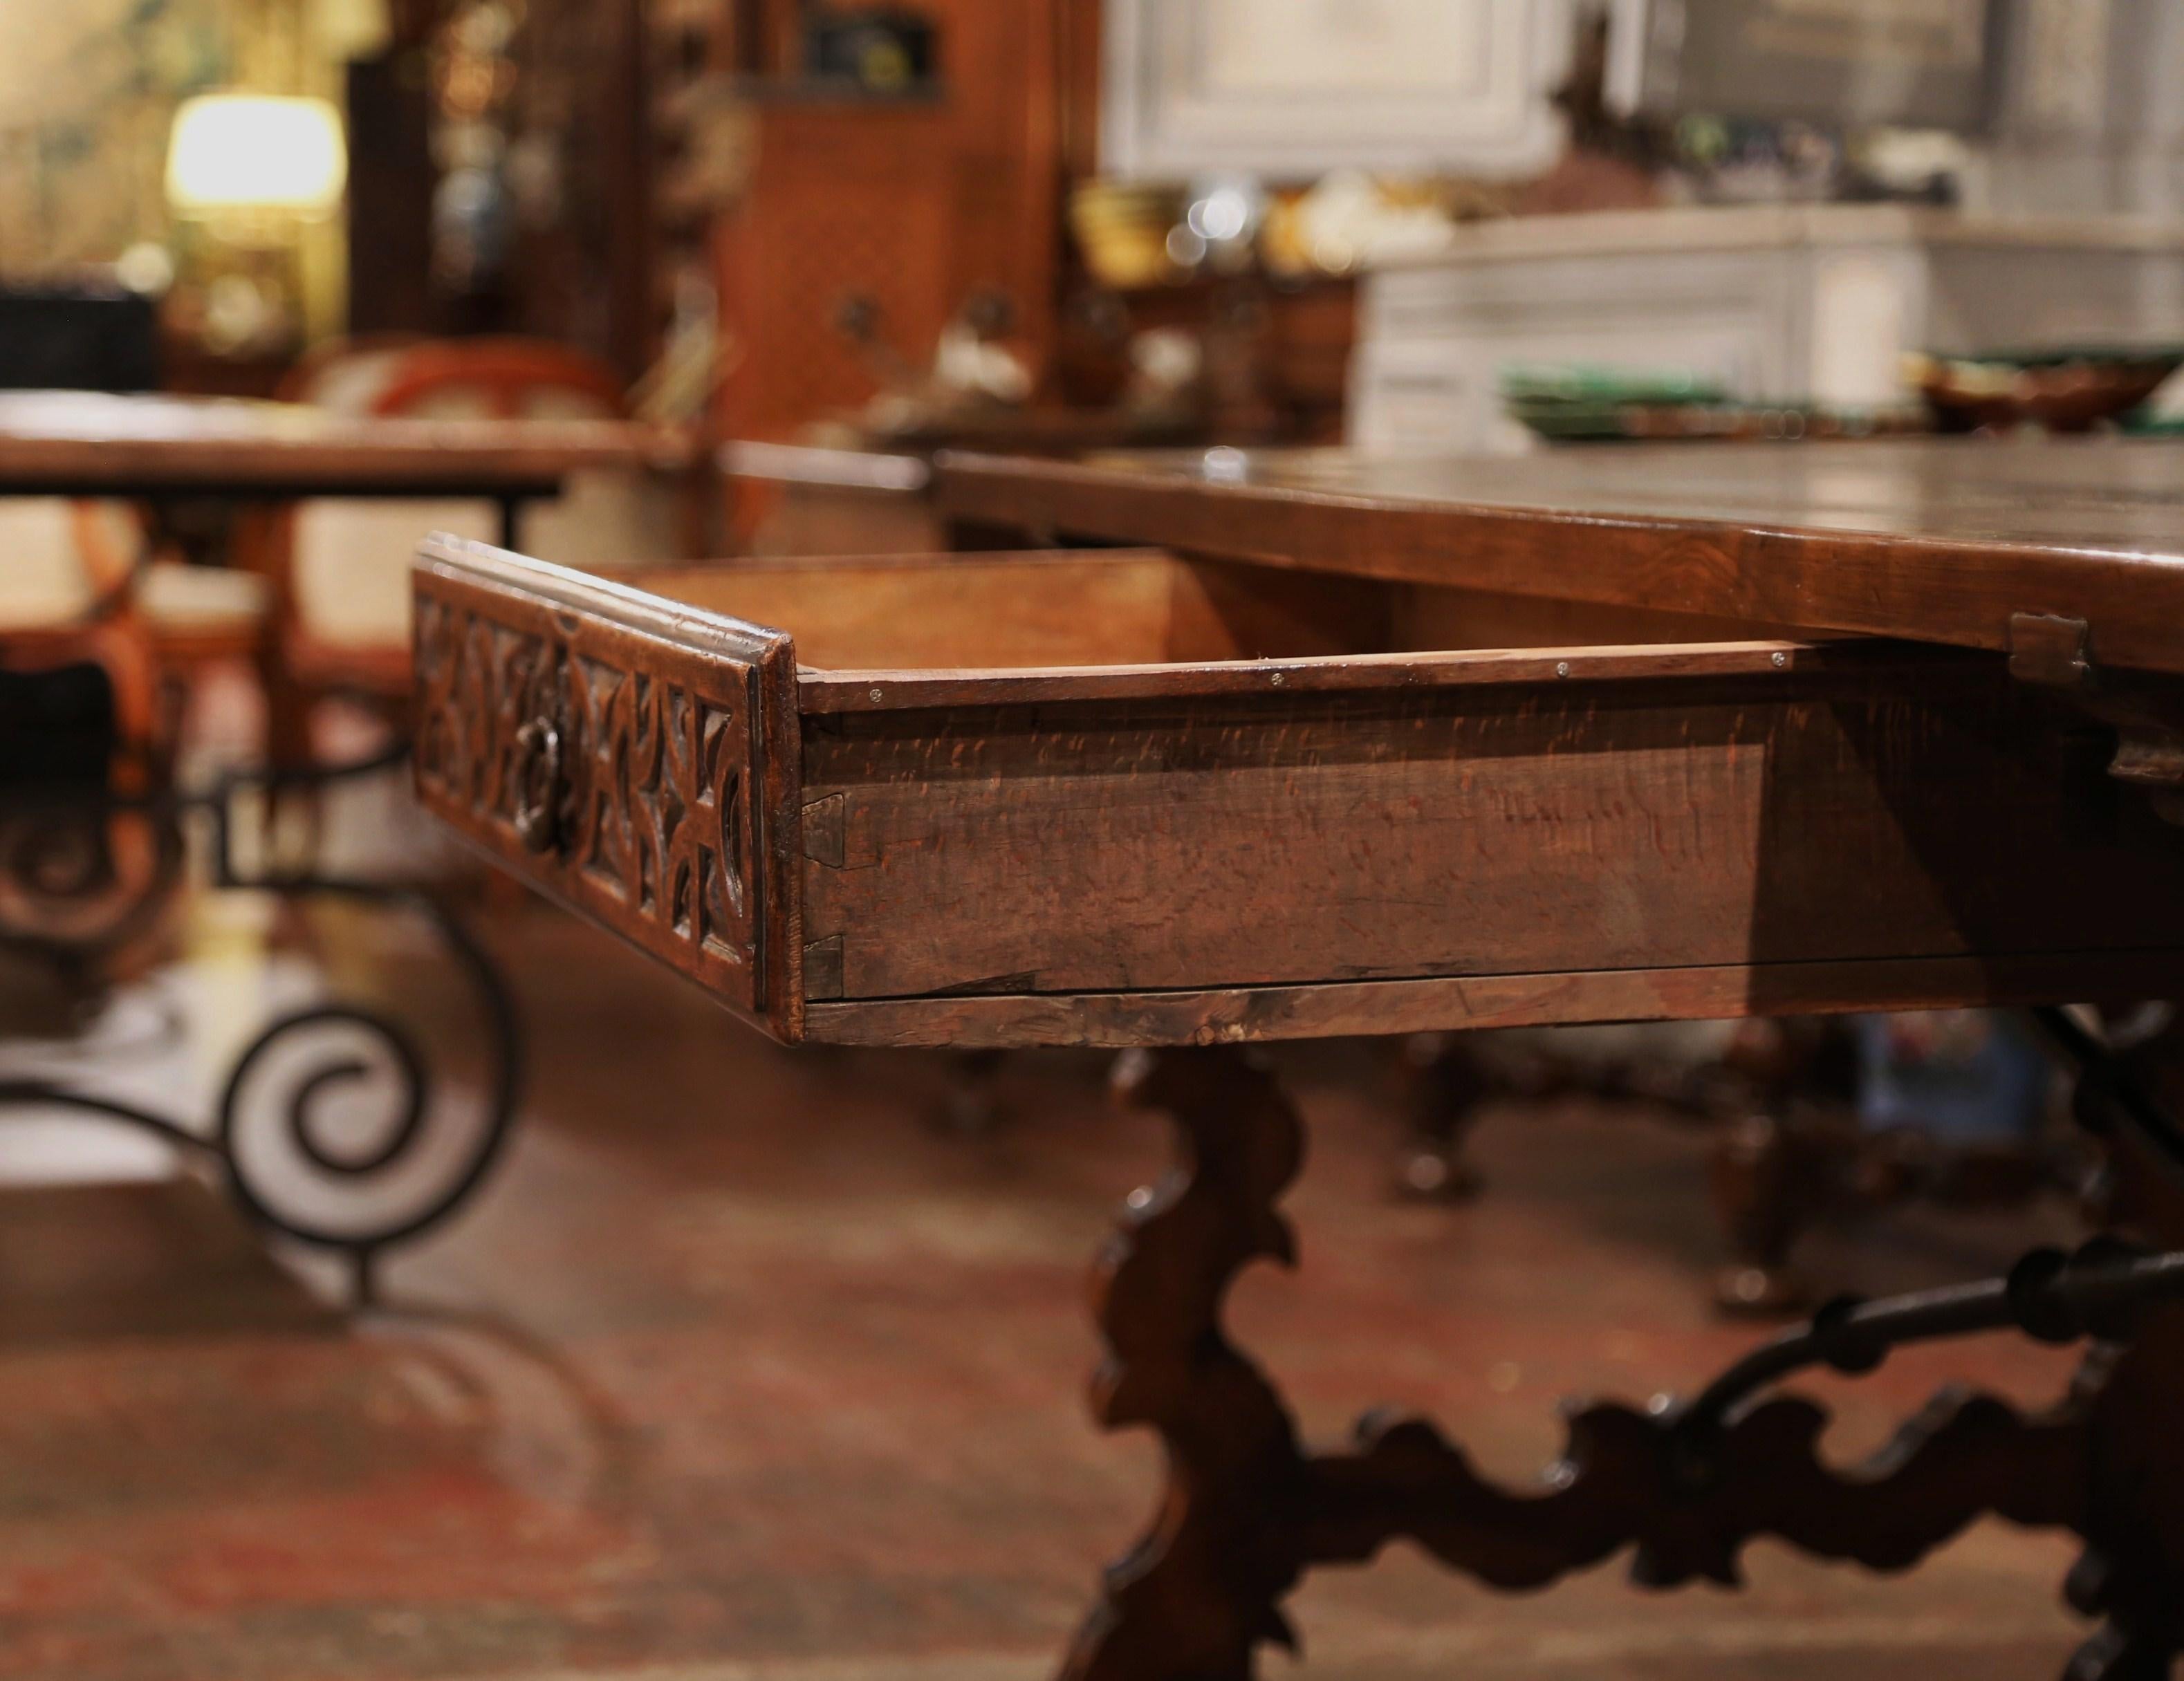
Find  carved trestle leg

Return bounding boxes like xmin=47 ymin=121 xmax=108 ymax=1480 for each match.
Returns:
xmin=1067 ymin=1046 xmax=2184 ymax=1681
xmin=1062 ymin=1048 xmax=1310 ymax=1681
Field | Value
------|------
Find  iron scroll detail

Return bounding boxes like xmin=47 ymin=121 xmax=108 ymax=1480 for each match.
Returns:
xmin=0 ymin=747 xmax=521 ymax=1302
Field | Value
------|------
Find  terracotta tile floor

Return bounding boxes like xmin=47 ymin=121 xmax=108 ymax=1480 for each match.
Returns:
xmin=0 ymin=908 xmax=2101 ymax=1680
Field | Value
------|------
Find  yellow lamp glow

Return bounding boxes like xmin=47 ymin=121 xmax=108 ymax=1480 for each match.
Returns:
xmin=165 ymin=95 xmax=349 ymax=216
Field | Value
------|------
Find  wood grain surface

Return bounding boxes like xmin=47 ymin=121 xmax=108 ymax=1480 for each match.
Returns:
xmin=632 ymin=550 xmax=1394 ymax=674
xmin=797 ymin=667 xmax=2184 ymax=1011
xmin=934 ymin=438 xmax=2184 ymax=677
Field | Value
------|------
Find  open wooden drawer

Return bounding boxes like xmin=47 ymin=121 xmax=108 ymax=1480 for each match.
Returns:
xmin=413 ymin=537 xmax=2184 ymax=1048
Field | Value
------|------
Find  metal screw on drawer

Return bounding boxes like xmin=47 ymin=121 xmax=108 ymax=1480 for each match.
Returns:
xmin=1555 ymin=661 xmax=1571 ymax=678
xmin=1772 ymin=651 xmax=1788 ymax=669
xmin=512 ymin=718 xmax=564 ymax=854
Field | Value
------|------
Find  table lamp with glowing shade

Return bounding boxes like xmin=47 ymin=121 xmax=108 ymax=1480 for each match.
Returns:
xmin=167 ymin=95 xmax=348 ymax=218
xmin=164 ymin=95 xmax=349 ymax=354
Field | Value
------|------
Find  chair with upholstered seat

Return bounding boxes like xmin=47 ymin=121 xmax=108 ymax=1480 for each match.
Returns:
xmin=250 ymin=336 xmax=662 ymax=755
xmin=0 ymin=507 xmax=185 ymax=979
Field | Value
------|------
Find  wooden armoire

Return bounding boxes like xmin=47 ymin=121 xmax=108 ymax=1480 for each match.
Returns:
xmin=708 ymin=0 xmax=1071 ymax=440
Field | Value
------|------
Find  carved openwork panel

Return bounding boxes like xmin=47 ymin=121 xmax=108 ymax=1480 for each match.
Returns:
xmin=413 ymin=540 xmax=791 ymax=1021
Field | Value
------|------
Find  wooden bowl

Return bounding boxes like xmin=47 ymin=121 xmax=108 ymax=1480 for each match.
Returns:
xmin=1908 ymin=347 xmax=2184 ymax=434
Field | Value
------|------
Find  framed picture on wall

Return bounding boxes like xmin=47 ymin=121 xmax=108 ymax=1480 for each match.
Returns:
xmin=1101 ymin=0 xmax=1573 ymax=180
xmin=1606 ymin=0 xmax=1999 ymax=131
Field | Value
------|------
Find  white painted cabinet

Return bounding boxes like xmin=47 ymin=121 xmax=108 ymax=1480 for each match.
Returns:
xmin=1351 ymin=205 xmax=2184 ymax=454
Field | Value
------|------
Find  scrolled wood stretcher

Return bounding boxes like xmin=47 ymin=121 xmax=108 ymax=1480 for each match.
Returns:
xmin=415 ymin=436 xmax=2184 ymax=1680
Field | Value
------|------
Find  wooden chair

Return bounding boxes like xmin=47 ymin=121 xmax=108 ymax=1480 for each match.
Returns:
xmin=246 ymin=336 xmax=633 ymax=761
xmin=369 ymin=337 xmax=627 ymax=420
xmin=0 ymin=510 xmax=183 ymax=978
xmin=1400 ymin=1016 xmax=2082 ymax=1317
xmin=3 ymin=476 xmax=272 ymax=731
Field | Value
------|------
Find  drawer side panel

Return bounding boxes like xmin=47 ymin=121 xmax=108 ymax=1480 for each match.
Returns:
xmin=799 ymin=673 xmax=2184 ymax=1003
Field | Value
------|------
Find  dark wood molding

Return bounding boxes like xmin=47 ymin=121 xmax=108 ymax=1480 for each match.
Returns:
xmin=803 ymin=952 xmax=2184 ymax=1050
xmin=1063 ymin=1047 xmax=1312 ymax=1680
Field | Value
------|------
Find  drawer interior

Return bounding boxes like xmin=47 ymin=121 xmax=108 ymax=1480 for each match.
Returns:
xmin=620 ymin=549 xmax=1808 ymax=674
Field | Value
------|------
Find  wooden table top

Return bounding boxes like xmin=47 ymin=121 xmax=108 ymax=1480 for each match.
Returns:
xmin=936 ymin=438 xmax=2184 ymax=678
xmin=0 ymin=391 xmax=686 ymax=499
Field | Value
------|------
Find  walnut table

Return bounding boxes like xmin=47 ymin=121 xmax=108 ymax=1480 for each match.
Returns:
xmin=0 ymin=389 xmax=681 ymax=546
xmin=414 ymin=437 xmax=2184 ymax=1680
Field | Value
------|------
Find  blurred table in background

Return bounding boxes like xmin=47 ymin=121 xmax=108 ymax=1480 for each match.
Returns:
xmin=0 ymin=388 xmax=658 ymax=1295
xmin=0 ymin=391 xmax=687 ymax=548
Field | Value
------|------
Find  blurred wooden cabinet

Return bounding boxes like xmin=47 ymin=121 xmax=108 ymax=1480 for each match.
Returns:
xmin=714 ymin=98 xmax=960 ymax=439
xmin=712 ymin=1 xmax=1066 ymax=440
xmin=1055 ymin=274 xmax=1357 ymax=445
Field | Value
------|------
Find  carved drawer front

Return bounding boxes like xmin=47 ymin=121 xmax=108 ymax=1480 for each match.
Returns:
xmin=419 ymin=545 xmax=2184 ymax=1052
xmin=412 ymin=538 xmax=797 ymax=1028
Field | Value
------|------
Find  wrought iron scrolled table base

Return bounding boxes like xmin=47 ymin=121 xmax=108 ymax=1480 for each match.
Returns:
xmin=1071 ymin=1042 xmax=2184 ymax=1681
xmin=0 ymin=747 xmax=521 ymax=1303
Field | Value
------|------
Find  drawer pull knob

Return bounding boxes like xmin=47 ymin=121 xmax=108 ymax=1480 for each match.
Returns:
xmin=512 ymin=718 xmax=564 ymax=854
